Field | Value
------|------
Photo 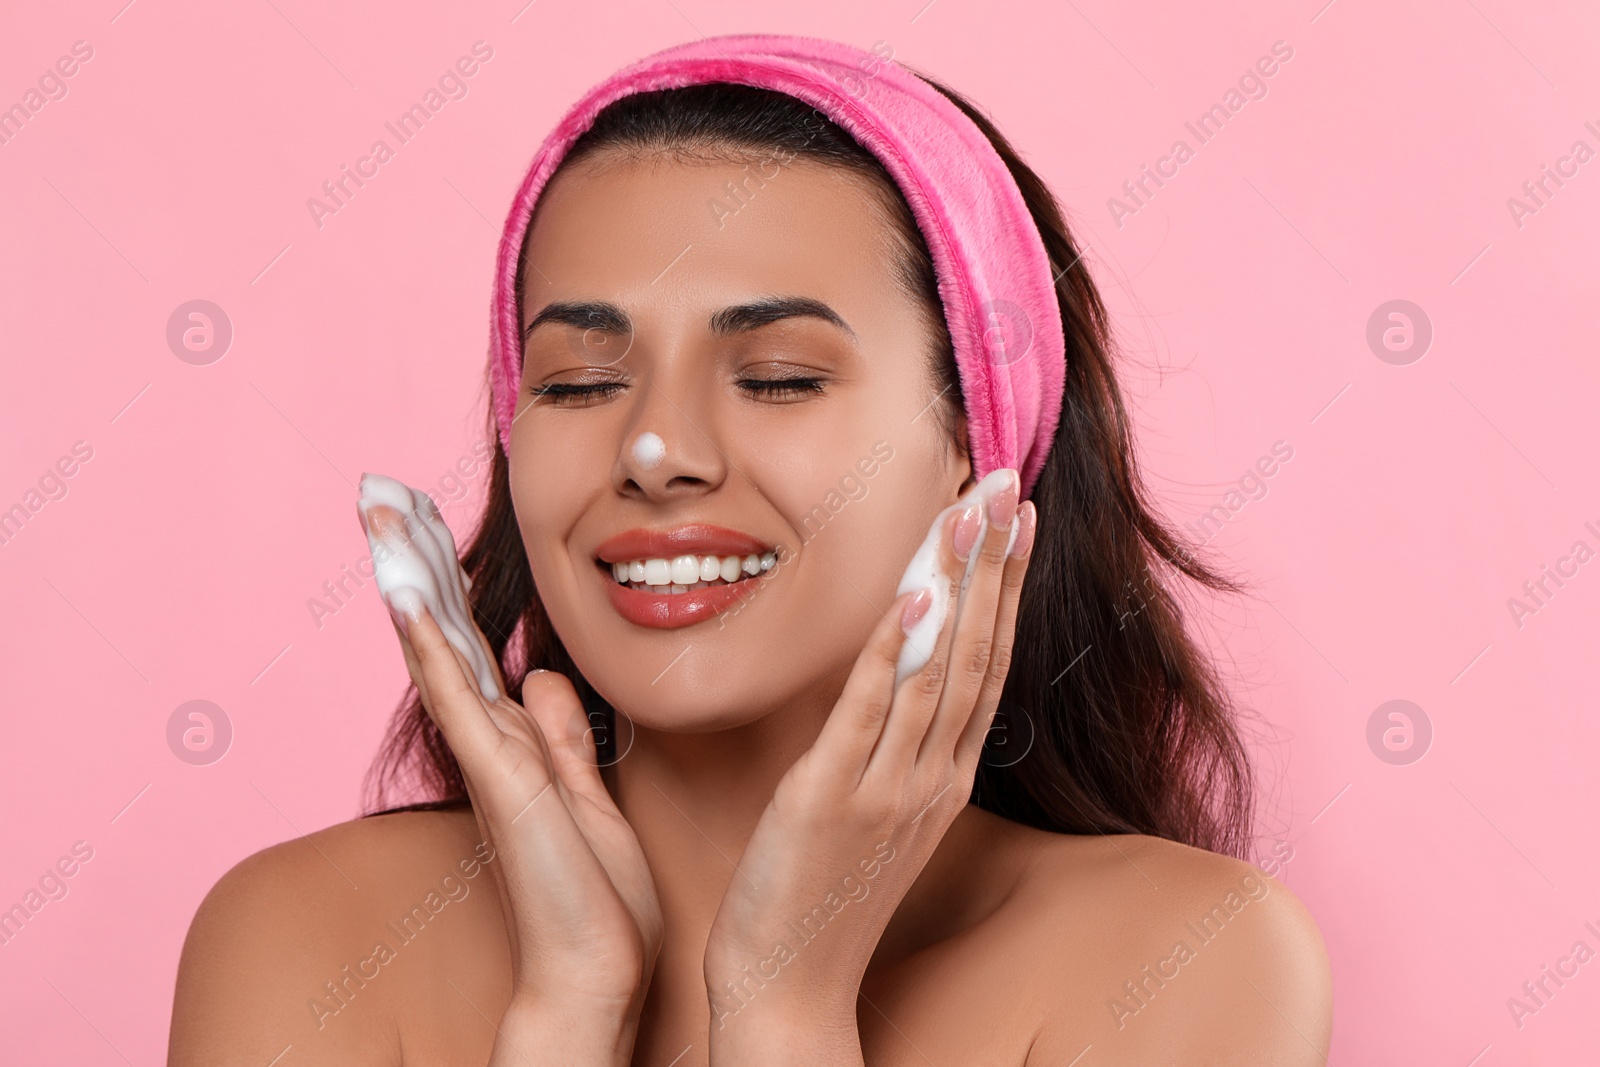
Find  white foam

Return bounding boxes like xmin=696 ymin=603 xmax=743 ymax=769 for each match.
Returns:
xmin=632 ymin=431 xmax=665 ymax=470
xmin=893 ymin=468 xmax=1021 ymax=688
xmin=357 ymin=472 xmax=502 ymax=702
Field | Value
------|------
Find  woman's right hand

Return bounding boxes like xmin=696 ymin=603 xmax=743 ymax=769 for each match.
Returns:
xmin=363 ymin=502 xmax=663 ymax=1058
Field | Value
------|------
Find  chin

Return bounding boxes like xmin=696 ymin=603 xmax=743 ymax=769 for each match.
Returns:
xmin=536 ymin=550 xmax=868 ymax=735
xmin=563 ymin=623 xmax=843 ymax=740
xmin=622 ymin=694 xmax=779 ymax=735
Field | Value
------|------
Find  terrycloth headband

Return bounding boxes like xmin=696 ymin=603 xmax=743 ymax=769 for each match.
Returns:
xmin=489 ymin=32 xmax=1066 ymax=498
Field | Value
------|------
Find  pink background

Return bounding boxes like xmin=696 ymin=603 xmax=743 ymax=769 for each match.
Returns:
xmin=3 ymin=0 xmax=1597 ymax=1062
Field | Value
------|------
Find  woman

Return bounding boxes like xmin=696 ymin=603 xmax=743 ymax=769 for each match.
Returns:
xmin=169 ymin=34 xmax=1331 ymax=1066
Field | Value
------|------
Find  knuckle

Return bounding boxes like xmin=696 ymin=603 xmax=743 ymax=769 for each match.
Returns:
xmin=964 ymin=635 xmax=996 ymax=678
xmin=913 ymin=661 xmax=947 ymax=701
xmin=987 ymin=642 xmax=1015 ymax=683
xmin=858 ymin=693 xmax=894 ymax=730
xmin=980 ymin=527 xmax=1011 ymax=565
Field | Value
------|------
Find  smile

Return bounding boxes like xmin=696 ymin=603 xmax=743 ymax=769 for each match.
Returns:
xmin=593 ymin=524 xmax=782 ymax=629
xmin=607 ymin=551 xmax=777 ymax=592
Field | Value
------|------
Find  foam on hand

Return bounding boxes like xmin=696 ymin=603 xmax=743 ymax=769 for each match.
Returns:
xmin=893 ymin=468 xmax=1021 ymax=689
xmin=357 ymin=472 xmax=502 ymax=703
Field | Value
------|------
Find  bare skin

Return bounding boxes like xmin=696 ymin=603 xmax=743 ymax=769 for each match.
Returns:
xmin=169 ymin=150 xmax=1332 ymax=1065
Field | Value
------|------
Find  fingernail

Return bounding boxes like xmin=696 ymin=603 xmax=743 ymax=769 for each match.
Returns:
xmin=1009 ymin=500 xmax=1037 ymax=558
xmin=987 ymin=470 xmax=1019 ymax=531
xmin=369 ymin=505 xmax=408 ymax=544
xmin=952 ymin=505 xmax=982 ymax=560
xmin=386 ymin=587 xmax=423 ymax=636
xmin=900 ymin=588 xmax=933 ymax=632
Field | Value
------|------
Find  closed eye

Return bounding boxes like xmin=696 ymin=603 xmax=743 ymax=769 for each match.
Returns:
xmin=738 ymin=377 xmax=826 ymax=400
xmin=527 ymin=378 xmax=827 ymax=406
xmin=527 ymin=381 xmax=624 ymax=406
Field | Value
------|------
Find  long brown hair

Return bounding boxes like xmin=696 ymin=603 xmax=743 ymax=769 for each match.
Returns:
xmin=362 ymin=73 xmax=1256 ymax=859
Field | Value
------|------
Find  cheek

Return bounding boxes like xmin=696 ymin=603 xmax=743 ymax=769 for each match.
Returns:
xmin=508 ymin=434 xmax=598 ymax=579
xmin=782 ymin=456 xmax=941 ymax=602
xmin=765 ymin=469 xmax=943 ymax=691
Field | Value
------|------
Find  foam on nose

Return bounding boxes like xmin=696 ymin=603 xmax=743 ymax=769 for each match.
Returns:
xmin=892 ymin=468 xmax=1021 ymax=689
xmin=633 ymin=431 xmax=665 ymax=470
xmin=357 ymin=472 xmax=502 ymax=703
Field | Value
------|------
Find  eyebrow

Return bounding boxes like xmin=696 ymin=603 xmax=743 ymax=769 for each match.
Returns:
xmin=522 ymin=296 xmax=857 ymax=344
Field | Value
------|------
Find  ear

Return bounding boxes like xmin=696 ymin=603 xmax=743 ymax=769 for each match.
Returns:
xmin=951 ymin=411 xmax=976 ymax=501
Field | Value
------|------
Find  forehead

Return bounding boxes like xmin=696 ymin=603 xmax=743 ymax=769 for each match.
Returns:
xmin=520 ymin=150 xmax=912 ymax=324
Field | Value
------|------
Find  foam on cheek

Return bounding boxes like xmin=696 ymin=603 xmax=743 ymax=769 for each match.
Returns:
xmin=893 ymin=468 xmax=1021 ymax=688
xmin=357 ymin=472 xmax=502 ymax=702
xmin=632 ymin=432 xmax=665 ymax=470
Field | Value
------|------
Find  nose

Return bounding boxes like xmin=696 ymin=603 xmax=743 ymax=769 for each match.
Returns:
xmin=612 ymin=381 xmax=729 ymax=501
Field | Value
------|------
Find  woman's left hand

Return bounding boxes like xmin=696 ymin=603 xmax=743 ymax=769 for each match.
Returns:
xmin=702 ymin=471 xmax=1038 ymax=1065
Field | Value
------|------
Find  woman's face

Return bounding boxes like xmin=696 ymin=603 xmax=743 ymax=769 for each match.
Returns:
xmin=509 ymin=148 xmax=973 ymax=733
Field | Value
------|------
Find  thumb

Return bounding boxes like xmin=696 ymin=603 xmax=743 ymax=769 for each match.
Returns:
xmin=519 ymin=670 xmax=616 ymax=804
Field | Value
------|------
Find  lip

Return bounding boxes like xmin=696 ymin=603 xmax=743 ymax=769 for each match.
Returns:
xmin=594 ymin=524 xmax=773 ymax=564
xmin=602 ymin=571 xmax=767 ymax=629
xmin=592 ymin=523 xmax=780 ymax=630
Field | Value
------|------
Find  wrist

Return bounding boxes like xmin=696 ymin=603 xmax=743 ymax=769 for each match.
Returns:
xmin=706 ymin=1000 xmax=862 ymax=1067
xmin=704 ymin=961 xmax=861 ymax=1036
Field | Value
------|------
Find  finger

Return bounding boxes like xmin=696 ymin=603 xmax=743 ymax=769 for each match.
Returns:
xmin=407 ymin=490 xmax=507 ymax=704
xmin=519 ymin=670 xmax=616 ymax=809
xmin=378 ymin=582 xmax=482 ymax=708
xmin=390 ymin=616 xmax=433 ymax=709
xmin=407 ymin=608 xmax=576 ymax=838
xmin=461 ymin=573 xmax=510 ymax=702
xmin=387 ymin=607 xmax=518 ymax=767
xmin=401 ymin=600 xmax=506 ymax=766
xmin=864 ymin=507 xmax=971 ymax=774
xmin=922 ymin=470 xmax=1022 ymax=764
xmin=953 ymin=498 xmax=1036 ymax=770
xmin=388 ymin=586 xmax=491 ymax=707
xmin=806 ymin=587 xmax=927 ymax=782
xmin=363 ymin=489 xmax=503 ymax=703
xmin=391 ymin=603 xmax=530 ymax=756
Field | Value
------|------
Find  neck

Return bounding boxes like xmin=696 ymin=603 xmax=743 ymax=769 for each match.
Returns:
xmin=600 ymin=701 xmax=1022 ymax=990
xmin=605 ymin=699 xmax=828 ymax=919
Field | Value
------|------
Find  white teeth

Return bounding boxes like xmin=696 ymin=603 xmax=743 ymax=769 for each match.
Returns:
xmin=607 ymin=551 xmax=777 ymax=589
xmin=621 ymin=578 xmax=726 ymax=594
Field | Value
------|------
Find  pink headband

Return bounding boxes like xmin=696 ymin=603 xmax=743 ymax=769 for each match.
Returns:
xmin=488 ymin=33 xmax=1066 ymax=498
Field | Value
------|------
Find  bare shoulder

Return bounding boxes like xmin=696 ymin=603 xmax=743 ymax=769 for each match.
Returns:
xmin=169 ymin=806 xmax=508 ymax=1067
xmin=998 ymin=825 xmax=1331 ymax=1065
